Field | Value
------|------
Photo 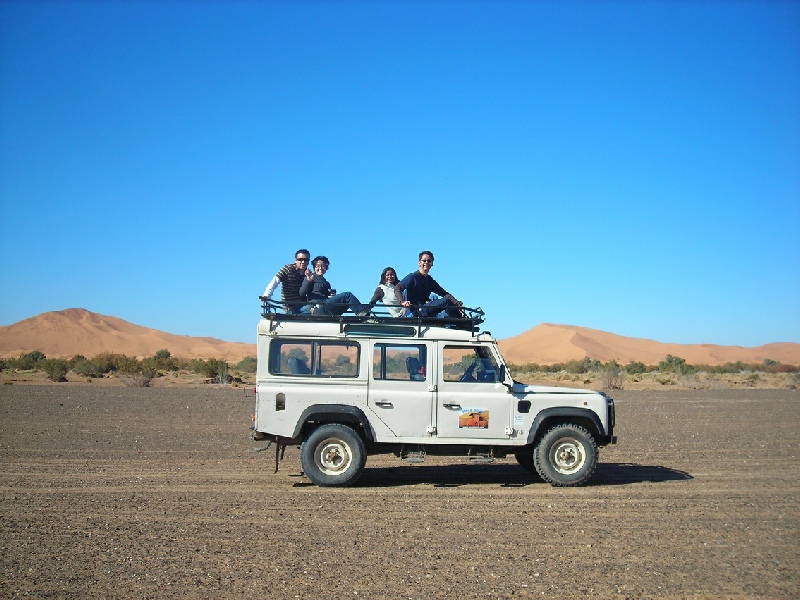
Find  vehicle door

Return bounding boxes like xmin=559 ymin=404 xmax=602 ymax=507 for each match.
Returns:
xmin=435 ymin=344 xmax=513 ymax=440
xmin=367 ymin=342 xmax=434 ymax=441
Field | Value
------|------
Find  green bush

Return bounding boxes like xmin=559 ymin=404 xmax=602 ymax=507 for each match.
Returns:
xmin=625 ymin=361 xmax=647 ymax=375
xmin=42 ymin=359 xmax=69 ymax=382
xmin=91 ymin=353 xmax=139 ymax=374
xmin=191 ymin=358 xmax=230 ymax=381
xmin=153 ymin=349 xmax=178 ymax=371
xmin=72 ymin=359 xmax=103 ymax=378
xmin=236 ymin=356 xmax=257 ymax=373
xmin=658 ymin=354 xmax=694 ymax=375
xmin=16 ymin=351 xmax=47 ymax=370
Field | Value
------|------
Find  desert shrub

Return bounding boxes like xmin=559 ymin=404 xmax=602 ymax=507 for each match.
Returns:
xmin=187 ymin=358 xmax=206 ymax=374
xmin=191 ymin=358 xmax=230 ymax=382
xmin=600 ymin=360 xmax=624 ymax=390
xmin=92 ymin=352 xmax=139 ymax=374
xmin=42 ymin=359 xmax=69 ymax=382
xmin=71 ymin=357 xmax=104 ymax=378
xmin=16 ymin=351 xmax=47 ymax=370
xmin=153 ymin=349 xmax=178 ymax=371
xmin=625 ymin=361 xmax=648 ymax=375
xmin=655 ymin=374 xmax=675 ymax=385
xmin=124 ymin=371 xmax=155 ymax=387
xmin=658 ymin=354 xmax=694 ymax=375
xmin=0 ymin=358 xmax=10 ymax=371
xmin=121 ymin=359 xmax=157 ymax=387
xmin=744 ymin=373 xmax=761 ymax=386
xmin=236 ymin=356 xmax=257 ymax=373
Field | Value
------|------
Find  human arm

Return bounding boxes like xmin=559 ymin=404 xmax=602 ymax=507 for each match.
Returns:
xmin=394 ymin=282 xmax=411 ymax=307
xmin=298 ymin=275 xmax=313 ymax=299
xmin=430 ymin=278 xmax=463 ymax=307
xmin=366 ymin=287 xmax=384 ymax=309
xmin=261 ymin=274 xmax=281 ymax=299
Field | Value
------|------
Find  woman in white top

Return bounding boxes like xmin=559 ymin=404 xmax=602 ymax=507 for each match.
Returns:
xmin=365 ymin=267 xmax=404 ymax=317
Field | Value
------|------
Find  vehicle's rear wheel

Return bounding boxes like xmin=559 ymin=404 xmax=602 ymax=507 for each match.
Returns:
xmin=534 ymin=424 xmax=597 ymax=487
xmin=300 ymin=424 xmax=367 ymax=487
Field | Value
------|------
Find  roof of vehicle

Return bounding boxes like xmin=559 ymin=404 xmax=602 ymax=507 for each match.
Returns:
xmin=258 ymin=300 xmax=493 ymax=342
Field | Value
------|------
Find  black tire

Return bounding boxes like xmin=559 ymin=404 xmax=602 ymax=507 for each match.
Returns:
xmin=513 ymin=446 xmax=539 ymax=475
xmin=533 ymin=424 xmax=597 ymax=487
xmin=300 ymin=424 xmax=367 ymax=487
xmin=514 ymin=448 xmax=544 ymax=482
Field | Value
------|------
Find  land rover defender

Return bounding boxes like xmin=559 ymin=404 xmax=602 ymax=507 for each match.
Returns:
xmin=253 ymin=301 xmax=616 ymax=487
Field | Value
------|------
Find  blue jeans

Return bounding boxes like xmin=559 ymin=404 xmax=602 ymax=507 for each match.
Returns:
xmin=301 ymin=292 xmax=365 ymax=316
xmin=414 ymin=297 xmax=460 ymax=318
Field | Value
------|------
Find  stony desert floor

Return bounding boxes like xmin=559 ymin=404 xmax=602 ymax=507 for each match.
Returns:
xmin=1 ymin=384 xmax=798 ymax=599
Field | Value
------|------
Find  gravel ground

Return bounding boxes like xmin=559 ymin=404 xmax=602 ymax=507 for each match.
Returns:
xmin=1 ymin=385 xmax=798 ymax=599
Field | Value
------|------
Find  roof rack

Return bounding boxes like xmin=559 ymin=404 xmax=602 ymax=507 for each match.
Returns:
xmin=259 ymin=298 xmax=485 ymax=334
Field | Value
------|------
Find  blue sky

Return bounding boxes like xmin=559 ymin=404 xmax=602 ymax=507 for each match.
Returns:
xmin=1 ymin=0 xmax=798 ymax=348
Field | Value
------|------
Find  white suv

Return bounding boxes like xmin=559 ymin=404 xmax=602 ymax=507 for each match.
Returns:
xmin=253 ymin=303 xmax=616 ymax=487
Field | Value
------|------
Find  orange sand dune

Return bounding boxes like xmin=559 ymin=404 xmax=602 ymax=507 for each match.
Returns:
xmin=0 ymin=308 xmax=255 ymax=361
xmin=498 ymin=323 xmax=800 ymax=366
xmin=2 ymin=310 xmax=798 ymax=367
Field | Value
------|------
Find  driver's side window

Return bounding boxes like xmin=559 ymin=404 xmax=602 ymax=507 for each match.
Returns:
xmin=442 ymin=346 xmax=500 ymax=383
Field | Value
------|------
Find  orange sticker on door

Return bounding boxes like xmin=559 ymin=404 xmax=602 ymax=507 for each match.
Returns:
xmin=458 ymin=409 xmax=489 ymax=429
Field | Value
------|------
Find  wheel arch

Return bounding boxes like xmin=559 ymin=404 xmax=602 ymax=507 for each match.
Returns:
xmin=526 ymin=407 xmax=604 ymax=446
xmin=292 ymin=404 xmax=375 ymax=442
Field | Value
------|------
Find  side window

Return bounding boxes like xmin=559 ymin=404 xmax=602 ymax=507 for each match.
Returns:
xmin=373 ymin=344 xmax=427 ymax=381
xmin=269 ymin=340 xmax=359 ymax=377
xmin=442 ymin=346 xmax=500 ymax=383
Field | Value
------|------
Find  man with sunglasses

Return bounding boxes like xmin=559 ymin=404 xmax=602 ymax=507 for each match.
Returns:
xmin=260 ymin=249 xmax=312 ymax=314
xmin=395 ymin=250 xmax=463 ymax=318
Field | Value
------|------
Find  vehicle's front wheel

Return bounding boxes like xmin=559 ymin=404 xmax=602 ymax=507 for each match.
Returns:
xmin=300 ymin=424 xmax=367 ymax=487
xmin=514 ymin=447 xmax=544 ymax=481
xmin=534 ymin=424 xmax=597 ymax=487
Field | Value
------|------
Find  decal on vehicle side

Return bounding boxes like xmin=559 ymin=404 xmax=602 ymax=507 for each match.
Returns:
xmin=458 ymin=408 xmax=489 ymax=429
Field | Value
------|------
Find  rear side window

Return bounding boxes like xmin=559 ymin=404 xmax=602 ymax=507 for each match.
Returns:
xmin=373 ymin=344 xmax=427 ymax=381
xmin=269 ymin=340 xmax=360 ymax=377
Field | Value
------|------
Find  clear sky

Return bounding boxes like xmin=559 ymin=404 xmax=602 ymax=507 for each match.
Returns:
xmin=1 ymin=0 xmax=798 ymax=348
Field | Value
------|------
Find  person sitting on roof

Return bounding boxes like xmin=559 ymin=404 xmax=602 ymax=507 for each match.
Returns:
xmin=260 ymin=249 xmax=311 ymax=314
xmin=394 ymin=250 xmax=463 ymax=318
xmin=299 ymin=256 xmax=368 ymax=316
xmin=365 ymin=267 xmax=404 ymax=318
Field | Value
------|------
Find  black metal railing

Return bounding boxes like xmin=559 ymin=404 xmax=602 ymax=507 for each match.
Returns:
xmin=258 ymin=297 xmax=485 ymax=332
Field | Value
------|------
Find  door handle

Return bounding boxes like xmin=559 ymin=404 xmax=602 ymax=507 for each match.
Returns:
xmin=374 ymin=401 xmax=393 ymax=408
xmin=442 ymin=403 xmax=461 ymax=409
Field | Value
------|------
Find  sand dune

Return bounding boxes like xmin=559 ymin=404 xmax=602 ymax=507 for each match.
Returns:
xmin=1 ymin=310 xmax=798 ymax=367
xmin=0 ymin=309 xmax=255 ymax=362
xmin=497 ymin=323 xmax=800 ymax=366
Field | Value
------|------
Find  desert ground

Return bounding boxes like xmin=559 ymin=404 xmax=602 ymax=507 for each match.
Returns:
xmin=1 ymin=383 xmax=798 ymax=599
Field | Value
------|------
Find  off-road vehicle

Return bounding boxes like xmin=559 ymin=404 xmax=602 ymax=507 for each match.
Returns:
xmin=252 ymin=300 xmax=616 ymax=487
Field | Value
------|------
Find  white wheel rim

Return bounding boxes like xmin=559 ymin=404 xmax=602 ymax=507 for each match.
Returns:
xmin=549 ymin=437 xmax=586 ymax=475
xmin=315 ymin=439 xmax=353 ymax=475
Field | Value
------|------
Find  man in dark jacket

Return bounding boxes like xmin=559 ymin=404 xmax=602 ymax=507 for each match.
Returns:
xmin=395 ymin=251 xmax=463 ymax=318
